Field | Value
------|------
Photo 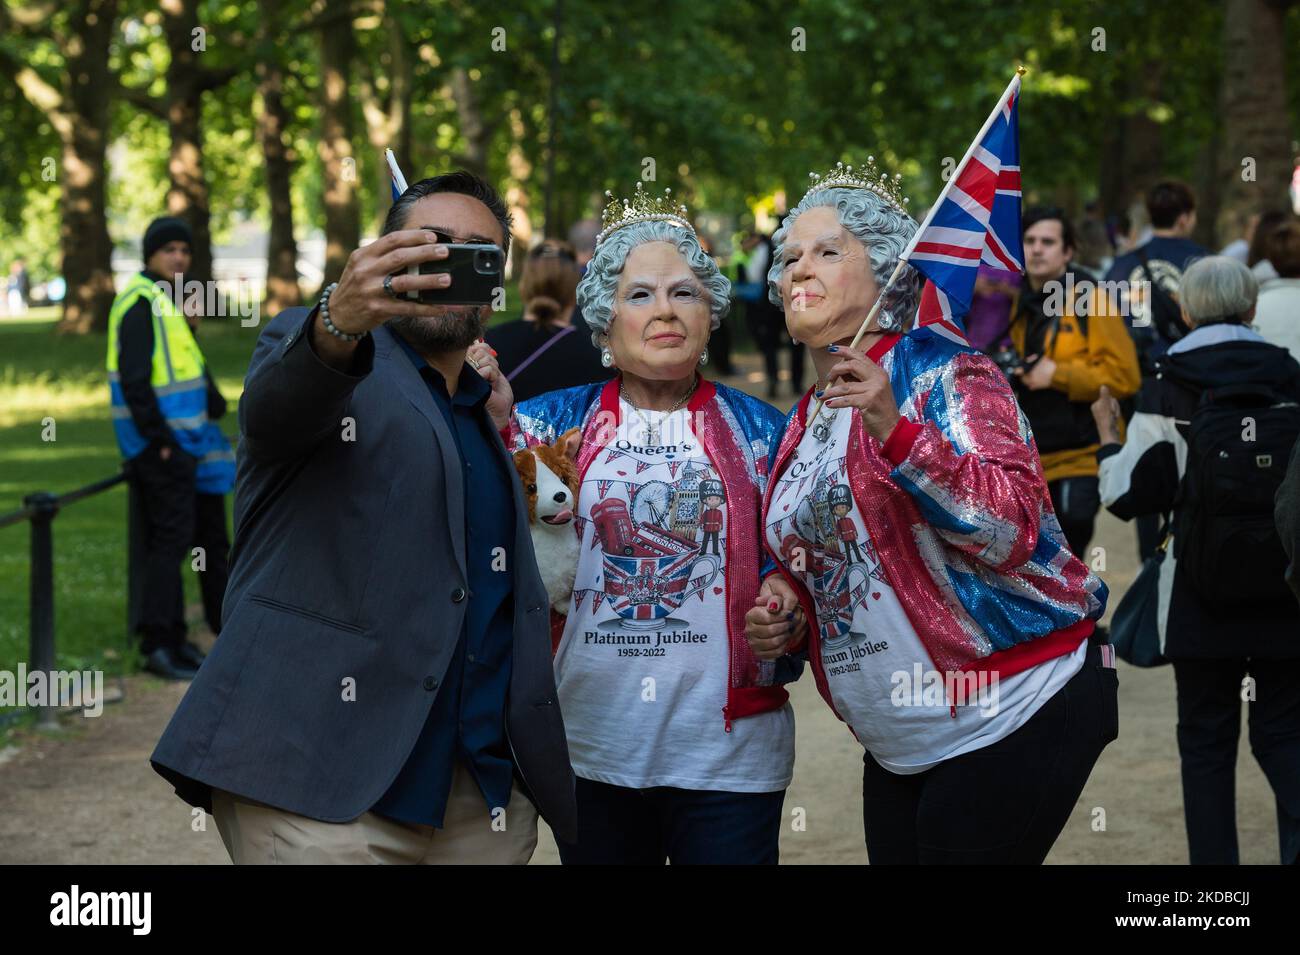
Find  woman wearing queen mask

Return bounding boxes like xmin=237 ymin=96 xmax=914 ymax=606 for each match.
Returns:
xmin=508 ymin=184 xmax=805 ymax=865
xmin=747 ymin=161 xmax=1118 ymax=864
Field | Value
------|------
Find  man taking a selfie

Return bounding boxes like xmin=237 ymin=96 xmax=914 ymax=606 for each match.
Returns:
xmin=151 ymin=171 xmax=577 ymax=864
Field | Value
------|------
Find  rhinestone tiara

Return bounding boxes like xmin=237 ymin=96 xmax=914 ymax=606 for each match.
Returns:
xmin=803 ymin=158 xmax=910 ymax=214
xmin=596 ymin=182 xmax=696 ymax=247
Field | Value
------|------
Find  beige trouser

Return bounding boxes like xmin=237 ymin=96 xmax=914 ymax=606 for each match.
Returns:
xmin=211 ymin=762 xmax=538 ymax=865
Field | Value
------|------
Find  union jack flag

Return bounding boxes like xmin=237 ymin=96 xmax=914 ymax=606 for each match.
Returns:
xmin=814 ymin=556 xmax=855 ymax=638
xmin=909 ymin=72 xmax=1024 ymax=345
xmin=603 ymin=549 xmax=699 ymax=621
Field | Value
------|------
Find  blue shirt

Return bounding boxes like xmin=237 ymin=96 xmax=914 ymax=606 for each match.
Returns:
xmin=371 ymin=335 xmax=518 ymax=827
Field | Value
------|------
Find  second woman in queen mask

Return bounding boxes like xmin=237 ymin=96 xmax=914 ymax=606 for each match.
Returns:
xmin=745 ymin=162 xmax=1117 ymax=864
xmin=508 ymin=186 xmax=805 ymax=865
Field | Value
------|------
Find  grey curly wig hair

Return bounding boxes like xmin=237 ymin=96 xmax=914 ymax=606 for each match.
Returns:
xmin=767 ymin=187 xmax=922 ymax=330
xmin=576 ymin=220 xmax=730 ymax=347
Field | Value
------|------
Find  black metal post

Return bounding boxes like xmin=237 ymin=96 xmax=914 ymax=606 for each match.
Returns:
xmin=24 ymin=491 xmax=58 ymax=730
xmin=127 ymin=478 xmax=146 ymax=640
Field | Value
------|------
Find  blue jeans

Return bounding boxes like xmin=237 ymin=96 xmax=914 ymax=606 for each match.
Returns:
xmin=556 ymin=777 xmax=786 ymax=865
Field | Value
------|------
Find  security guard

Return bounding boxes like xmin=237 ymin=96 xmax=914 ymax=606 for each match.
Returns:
xmin=106 ymin=217 xmax=235 ymax=679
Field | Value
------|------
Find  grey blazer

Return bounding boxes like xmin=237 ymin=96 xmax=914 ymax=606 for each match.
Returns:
xmin=150 ymin=308 xmax=577 ymax=842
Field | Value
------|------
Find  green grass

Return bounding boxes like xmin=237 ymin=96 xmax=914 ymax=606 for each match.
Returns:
xmin=0 ymin=294 xmax=531 ymax=690
xmin=0 ymin=287 xmax=752 ymax=733
xmin=0 ymin=309 xmax=258 ymax=695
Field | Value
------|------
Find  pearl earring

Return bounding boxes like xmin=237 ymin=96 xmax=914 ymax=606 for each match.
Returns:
xmin=600 ymin=347 xmax=614 ymax=368
xmin=699 ymin=348 xmax=709 ymax=366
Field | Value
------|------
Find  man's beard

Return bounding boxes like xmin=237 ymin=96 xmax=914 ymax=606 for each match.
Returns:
xmin=386 ymin=306 xmax=487 ymax=353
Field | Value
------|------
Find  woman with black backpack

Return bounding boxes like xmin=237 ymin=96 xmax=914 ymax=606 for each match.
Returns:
xmin=1092 ymin=255 xmax=1300 ymax=865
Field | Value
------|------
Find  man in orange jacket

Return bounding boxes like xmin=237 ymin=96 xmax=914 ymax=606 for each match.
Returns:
xmin=1008 ymin=207 xmax=1141 ymax=559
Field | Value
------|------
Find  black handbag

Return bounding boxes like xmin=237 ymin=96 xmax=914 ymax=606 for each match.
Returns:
xmin=1110 ymin=518 xmax=1171 ymax=668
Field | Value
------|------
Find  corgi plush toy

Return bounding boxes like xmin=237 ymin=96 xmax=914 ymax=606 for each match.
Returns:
xmin=512 ymin=428 xmax=582 ymax=649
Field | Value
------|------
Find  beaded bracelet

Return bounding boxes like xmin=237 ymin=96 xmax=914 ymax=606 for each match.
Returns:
xmin=319 ymin=282 xmax=366 ymax=341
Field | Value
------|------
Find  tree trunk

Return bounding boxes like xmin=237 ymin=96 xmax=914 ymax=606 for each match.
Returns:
xmin=1193 ymin=140 xmax=1223 ymax=250
xmin=316 ymin=0 xmax=360 ymax=292
xmin=1117 ymin=64 xmax=1166 ymax=225
xmin=543 ymin=0 xmax=563 ymax=238
xmin=160 ymin=0 xmax=214 ymax=287
xmin=450 ymin=67 xmax=493 ymax=179
xmin=257 ymin=0 xmax=301 ymax=316
xmin=1096 ymin=70 xmax=1128 ymax=221
xmin=360 ymin=13 xmax=412 ymax=232
xmin=1216 ymin=0 xmax=1295 ymax=243
xmin=56 ymin=0 xmax=119 ymax=334
xmin=506 ymin=108 xmax=534 ymax=281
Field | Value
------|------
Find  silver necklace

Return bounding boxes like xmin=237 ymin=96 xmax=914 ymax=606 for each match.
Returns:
xmin=809 ymin=380 xmax=839 ymax=442
xmin=620 ymin=376 xmax=696 ymax=444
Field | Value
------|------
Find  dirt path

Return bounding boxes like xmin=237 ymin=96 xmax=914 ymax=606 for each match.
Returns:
xmin=0 ymin=354 xmax=1284 ymax=864
xmin=0 ymin=509 xmax=1282 ymax=865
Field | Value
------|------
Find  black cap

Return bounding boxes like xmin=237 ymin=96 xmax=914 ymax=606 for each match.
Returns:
xmin=143 ymin=217 xmax=193 ymax=264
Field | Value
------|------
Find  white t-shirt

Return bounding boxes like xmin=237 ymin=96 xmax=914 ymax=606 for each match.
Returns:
xmin=1254 ymin=278 xmax=1300 ymax=364
xmin=764 ymin=404 xmax=1084 ymax=774
xmin=555 ymin=401 xmax=795 ymax=792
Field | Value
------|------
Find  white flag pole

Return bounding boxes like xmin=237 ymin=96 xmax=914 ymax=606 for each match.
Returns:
xmin=385 ymin=148 xmax=409 ymax=195
xmin=806 ymin=67 xmax=1025 ymax=428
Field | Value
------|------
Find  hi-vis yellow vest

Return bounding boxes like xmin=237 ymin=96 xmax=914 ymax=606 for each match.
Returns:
xmin=106 ymin=273 xmax=235 ymax=493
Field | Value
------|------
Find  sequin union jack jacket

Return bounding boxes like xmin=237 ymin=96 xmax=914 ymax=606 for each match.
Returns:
xmin=764 ymin=330 xmax=1108 ymax=709
xmin=509 ymin=377 xmax=794 ymax=731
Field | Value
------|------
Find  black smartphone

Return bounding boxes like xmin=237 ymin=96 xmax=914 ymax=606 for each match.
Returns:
xmin=401 ymin=243 xmax=503 ymax=306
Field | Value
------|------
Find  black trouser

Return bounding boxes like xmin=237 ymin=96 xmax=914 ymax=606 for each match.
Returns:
xmin=862 ymin=643 xmax=1118 ymax=864
xmin=1136 ymin=512 xmax=1162 ymax=562
xmin=556 ymin=776 xmax=786 ymax=865
xmin=1048 ymin=475 xmax=1100 ymax=559
xmin=129 ymin=444 xmax=230 ymax=653
xmin=710 ymin=314 xmax=734 ymax=374
xmin=746 ymin=307 xmax=804 ymax=396
xmin=701 ymin=530 xmax=721 ymax=557
xmin=784 ymin=337 xmax=806 ymax=394
xmin=192 ymin=493 xmax=229 ymax=634
xmin=1172 ymin=658 xmax=1300 ymax=865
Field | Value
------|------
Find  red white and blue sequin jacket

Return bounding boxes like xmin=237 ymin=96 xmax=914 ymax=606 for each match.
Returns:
xmin=509 ymin=377 xmax=793 ymax=730
xmin=765 ymin=331 xmax=1107 ymax=712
